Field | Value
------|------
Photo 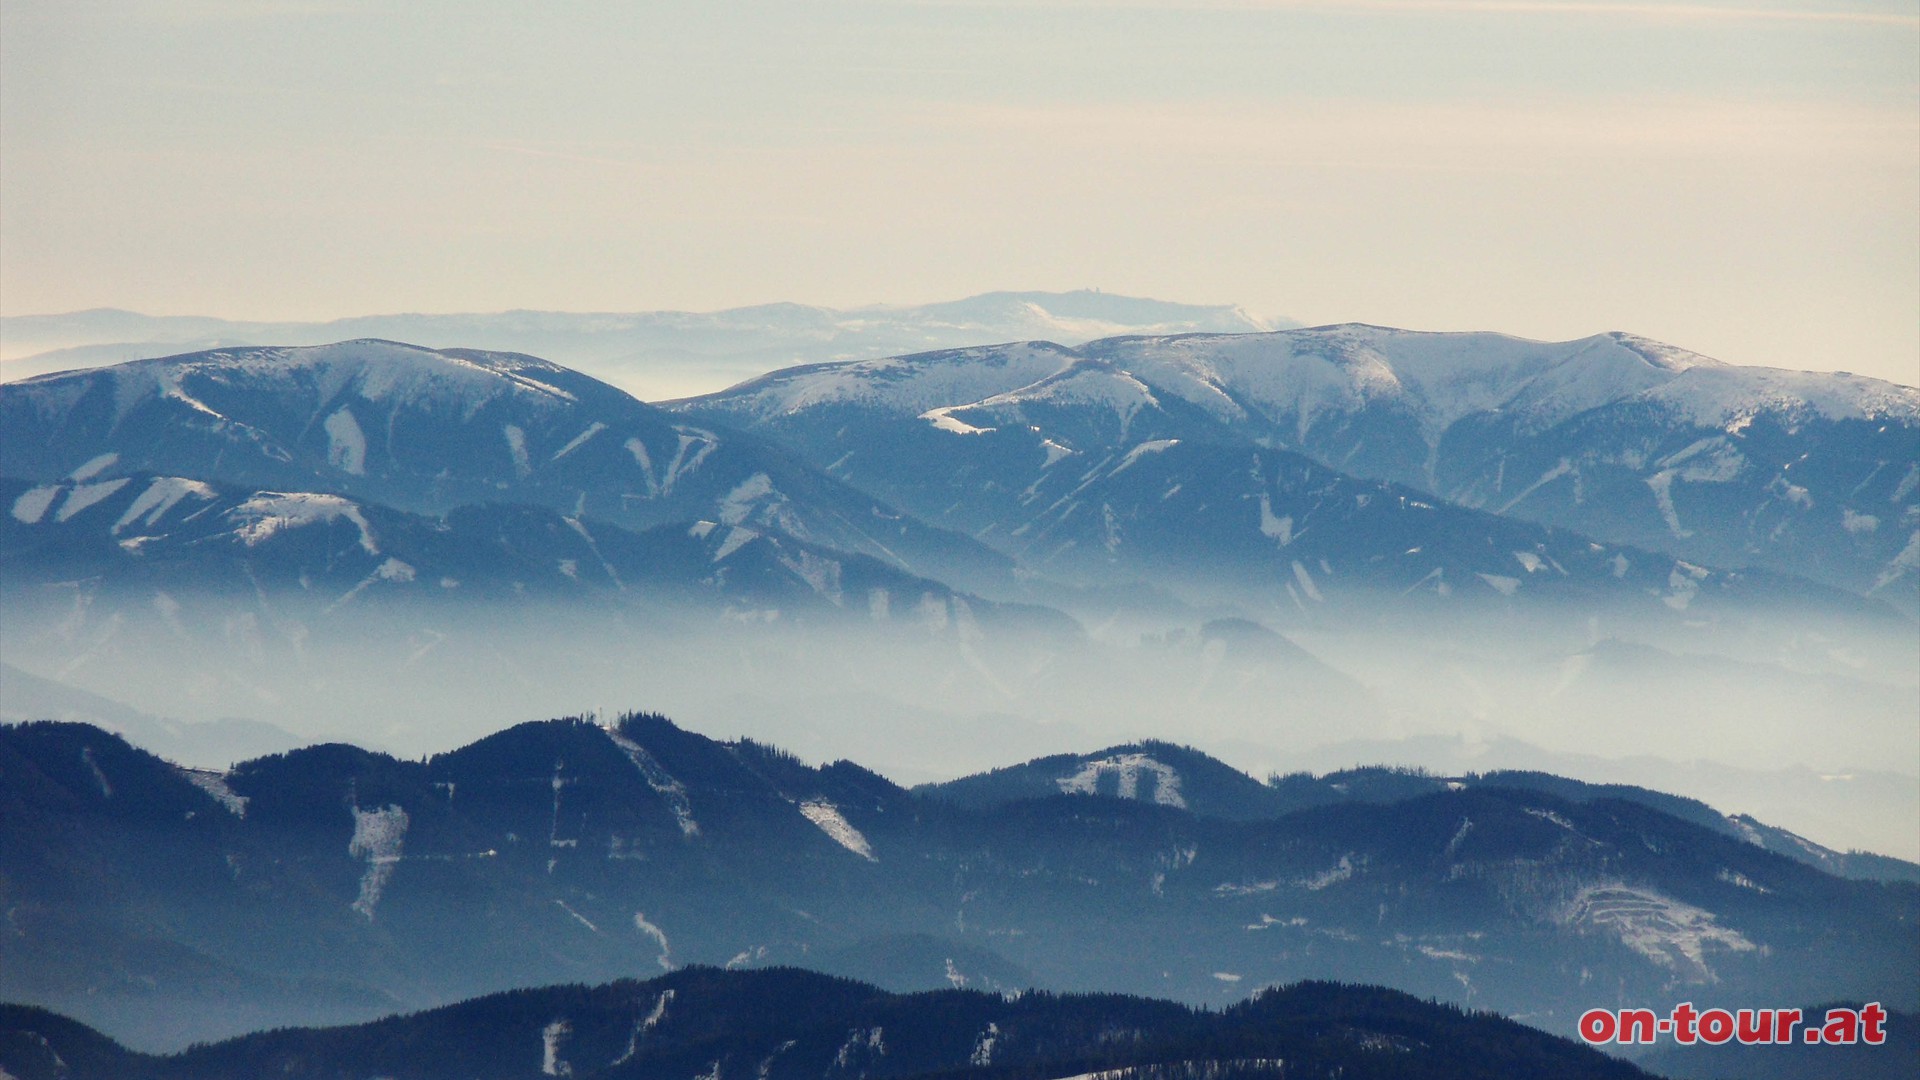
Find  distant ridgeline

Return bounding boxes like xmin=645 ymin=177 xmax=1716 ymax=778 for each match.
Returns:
xmin=0 ymin=291 xmax=1285 ymax=397
xmin=0 ymin=969 xmax=1659 ymax=1080
xmin=1 ymin=714 xmax=1913 ymax=1056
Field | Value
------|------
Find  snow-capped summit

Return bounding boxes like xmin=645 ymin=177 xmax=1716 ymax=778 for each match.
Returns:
xmin=92 ymin=338 xmax=590 ymax=419
xmin=1087 ymin=327 xmax=1721 ymax=440
xmin=684 ymin=341 xmax=1082 ymax=420
xmin=676 ymin=325 xmax=1919 ymax=609
xmin=0 ymin=341 xmax=1011 ymax=584
xmin=691 ymin=323 xmax=1917 ymax=441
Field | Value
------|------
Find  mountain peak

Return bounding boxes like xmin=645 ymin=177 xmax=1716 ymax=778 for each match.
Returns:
xmin=93 ymin=340 xmax=592 ymax=419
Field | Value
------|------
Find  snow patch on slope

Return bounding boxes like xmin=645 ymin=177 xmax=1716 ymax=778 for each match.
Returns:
xmin=1646 ymin=471 xmax=1689 ymax=538
xmin=1557 ymin=882 xmax=1755 ymax=982
xmin=1115 ymin=438 xmax=1179 ymax=472
xmin=1869 ymin=530 xmax=1920 ymax=595
xmin=719 ymin=473 xmax=775 ymax=526
xmin=661 ymin=428 xmax=718 ymax=494
xmin=921 ymin=405 xmax=995 ymax=435
xmin=1057 ymin=753 xmax=1187 ymax=808
xmin=323 ymin=406 xmax=367 ymax=475
xmin=68 ymin=452 xmax=119 ymax=481
xmin=541 ymin=1019 xmax=572 ymax=1076
xmin=1302 ymin=854 xmax=1356 ymax=890
xmin=1476 ymin=573 xmax=1520 ymax=597
xmin=798 ymin=799 xmax=877 ymax=861
xmin=54 ymin=479 xmax=130 ymax=522
xmin=551 ymin=421 xmax=607 ymax=461
xmin=229 ymin=492 xmax=378 ymax=554
xmin=602 ymin=725 xmax=701 ymax=838
xmin=348 ymin=803 xmax=408 ymax=919
xmin=179 ymin=767 xmax=248 ymax=817
xmin=1257 ymin=496 xmax=1293 ymax=545
xmin=113 ymin=477 xmax=216 ymax=532
xmin=504 ymin=424 xmax=532 ymax=477
xmin=712 ymin=525 xmax=758 ymax=562
xmin=970 ymin=1023 xmax=999 ymax=1066
xmin=632 ymin=911 xmax=673 ymax=970
xmin=10 ymin=486 xmax=60 ymax=524
xmin=612 ymin=990 xmax=675 ymax=1066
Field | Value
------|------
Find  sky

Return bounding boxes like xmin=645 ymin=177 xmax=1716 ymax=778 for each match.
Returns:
xmin=2 ymin=0 xmax=1916 ymax=384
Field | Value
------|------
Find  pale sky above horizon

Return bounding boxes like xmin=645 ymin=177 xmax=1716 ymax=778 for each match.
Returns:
xmin=3 ymin=0 xmax=1916 ymax=384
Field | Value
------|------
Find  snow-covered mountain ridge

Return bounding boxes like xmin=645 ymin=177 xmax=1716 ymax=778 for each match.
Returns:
xmin=95 ymin=338 xmax=586 ymax=419
xmin=0 ymin=340 xmax=1015 ymax=588
xmin=677 ymin=324 xmax=1920 ymax=609
xmin=1092 ymin=327 xmax=1916 ymax=436
xmin=691 ymin=325 xmax=1917 ymax=441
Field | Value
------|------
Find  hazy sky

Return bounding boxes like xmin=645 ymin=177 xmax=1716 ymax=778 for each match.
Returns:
xmin=3 ymin=0 xmax=1916 ymax=383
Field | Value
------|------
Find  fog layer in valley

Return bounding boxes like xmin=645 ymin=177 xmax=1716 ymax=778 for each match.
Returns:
xmin=5 ymin=586 xmax=1912 ymax=860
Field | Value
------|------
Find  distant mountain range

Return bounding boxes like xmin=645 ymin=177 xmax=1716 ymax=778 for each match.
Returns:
xmin=0 ymin=661 xmax=301 ymax=769
xmin=0 ymin=339 xmax=1011 ymax=588
xmin=0 ymin=969 xmax=1660 ymax=1080
xmin=673 ymin=325 xmax=1920 ymax=612
xmin=3 ymin=715 xmax=1912 ymax=1054
xmin=4 ymin=332 xmax=1904 ymax=627
xmin=0 ymin=291 xmax=1285 ymax=400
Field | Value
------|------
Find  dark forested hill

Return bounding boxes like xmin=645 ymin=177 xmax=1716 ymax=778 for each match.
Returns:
xmin=0 ymin=969 xmax=1654 ymax=1080
xmin=3 ymin=716 xmax=1912 ymax=1053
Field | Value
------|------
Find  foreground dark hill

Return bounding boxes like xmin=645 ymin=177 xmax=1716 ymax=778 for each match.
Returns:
xmin=3 ymin=716 xmax=1912 ymax=1053
xmin=0 ymin=969 xmax=1650 ymax=1080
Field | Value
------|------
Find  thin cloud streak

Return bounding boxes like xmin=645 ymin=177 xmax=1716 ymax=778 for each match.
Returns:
xmin=476 ymin=142 xmax=662 ymax=171
xmin=915 ymin=97 xmax=1920 ymax=164
xmin=919 ymin=0 xmax=1920 ymax=27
